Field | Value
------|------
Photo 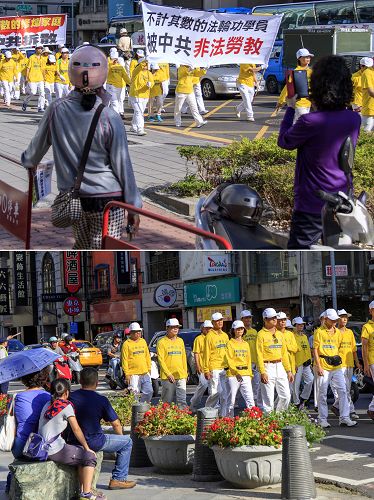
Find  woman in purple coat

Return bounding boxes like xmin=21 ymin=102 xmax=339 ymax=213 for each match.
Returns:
xmin=278 ymin=55 xmax=361 ymax=249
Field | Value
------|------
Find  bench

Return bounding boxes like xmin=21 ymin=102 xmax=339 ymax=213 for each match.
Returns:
xmin=8 ymin=451 xmax=103 ymax=500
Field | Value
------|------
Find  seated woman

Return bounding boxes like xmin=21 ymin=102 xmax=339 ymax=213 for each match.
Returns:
xmin=38 ymin=378 xmax=106 ymax=500
xmin=278 ymin=55 xmax=361 ymax=249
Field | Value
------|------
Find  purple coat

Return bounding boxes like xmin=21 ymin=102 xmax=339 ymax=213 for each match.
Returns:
xmin=278 ymin=107 xmax=361 ymax=214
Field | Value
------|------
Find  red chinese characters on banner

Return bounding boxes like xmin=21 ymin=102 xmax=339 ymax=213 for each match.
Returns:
xmin=63 ymin=296 xmax=82 ymax=316
xmin=193 ymin=35 xmax=263 ymax=58
xmin=63 ymin=251 xmax=82 ymax=294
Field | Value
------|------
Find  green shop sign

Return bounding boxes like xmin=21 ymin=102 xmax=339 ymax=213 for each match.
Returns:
xmin=184 ymin=277 xmax=240 ymax=307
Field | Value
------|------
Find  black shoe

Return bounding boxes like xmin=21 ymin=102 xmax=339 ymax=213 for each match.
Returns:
xmin=330 ymin=406 xmax=340 ymax=417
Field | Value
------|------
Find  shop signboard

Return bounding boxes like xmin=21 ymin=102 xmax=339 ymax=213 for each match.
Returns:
xmin=196 ymin=305 xmax=232 ymax=322
xmin=184 ymin=277 xmax=240 ymax=307
xmin=13 ymin=252 xmax=28 ymax=307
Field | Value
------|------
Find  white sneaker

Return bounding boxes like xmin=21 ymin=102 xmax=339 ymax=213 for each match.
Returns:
xmin=340 ymin=418 xmax=358 ymax=427
xmin=319 ymin=420 xmax=331 ymax=428
xmin=196 ymin=120 xmax=208 ymax=128
xmin=175 ymin=123 xmax=182 ymax=128
xmin=137 ymin=131 xmax=147 ymax=136
xmin=247 ymin=117 xmax=255 ymax=122
xmin=236 ymin=110 xmax=240 ymax=118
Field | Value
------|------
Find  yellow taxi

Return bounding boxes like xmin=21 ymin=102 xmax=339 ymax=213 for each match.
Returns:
xmin=72 ymin=340 xmax=103 ymax=367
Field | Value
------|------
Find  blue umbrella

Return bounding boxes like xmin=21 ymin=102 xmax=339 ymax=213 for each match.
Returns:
xmin=0 ymin=348 xmax=60 ymax=384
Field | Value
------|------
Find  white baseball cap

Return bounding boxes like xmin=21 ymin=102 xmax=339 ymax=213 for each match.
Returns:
xmin=120 ymin=28 xmax=128 ymax=34
xmin=319 ymin=310 xmax=327 ymax=319
xmin=4 ymin=51 xmax=11 ymax=58
xmin=263 ymin=307 xmax=277 ymax=319
xmin=337 ymin=309 xmax=352 ymax=317
xmin=128 ymin=322 xmax=142 ymax=332
xmin=166 ymin=318 xmax=182 ymax=327
xmin=58 ymin=43 xmax=64 ymax=48
xmin=240 ymin=310 xmax=252 ymax=318
xmin=286 ymin=319 xmax=293 ymax=329
xmin=202 ymin=320 xmax=213 ymax=329
xmin=296 ymin=48 xmax=314 ymax=59
xmin=277 ymin=312 xmax=287 ymax=320
xmin=110 ymin=50 xmax=119 ymax=60
xmin=35 ymin=43 xmax=43 ymax=48
xmin=136 ymin=49 xmax=145 ymax=57
xmin=61 ymin=48 xmax=69 ymax=53
xmin=232 ymin=320 xmax=245 ymax=330
xmin=211 ymin=312 xmax=223 ymax=321
xmin=325 ymin=308 xmax=340 ymax=321
xmin=48 ymin=55 xmax=56 ymax=63
xmin=292 ymin=316 xmax=306 ymax=325
xmin=137 ymin=57 xmax=147 ymax=64
xmin=360 ymin=57 xmax=373 ymax=68
xmin=42 ymin=47 xmax=51 ymax=53
xmin=369 ymin=300 xmax=374 ymax=309
xmin=150 ymin=63 xmax=160 ymax=70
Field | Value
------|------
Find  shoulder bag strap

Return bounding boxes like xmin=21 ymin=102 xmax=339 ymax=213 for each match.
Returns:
xmin=72 ymin=103 xmax=105 ymax=197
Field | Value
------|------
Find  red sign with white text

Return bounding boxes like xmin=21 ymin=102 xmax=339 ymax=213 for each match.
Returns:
xmin=63 ymin=296 xmax=82 ymax=316
xmin=64 ymin=251 xmax=82 ymax=294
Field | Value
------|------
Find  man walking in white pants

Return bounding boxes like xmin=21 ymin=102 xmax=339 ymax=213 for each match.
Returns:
xmin=22 ymin=43 xmax=45 ymax=113
xmin=293 ymin=317 xmax=314 ymax=409
xmin=362 ymin=300 xmax=374 ymax=421
xmin=242 ymin=310 xmax=260 ymax=405
xmin=174 ymin=65 xmax=207 ymax=128
xmin=181 ymin=67 xmax=208 ymax=115
xmin=189 ymin=320 xmax=211 ymax=412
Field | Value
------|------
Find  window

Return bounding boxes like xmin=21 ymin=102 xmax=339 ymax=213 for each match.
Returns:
xmin=298 ymin=8 xmax=317 ymax=26
xmin=249 ymin=252 xmax=298 ymax=284
xmin=61 ymin=5 xmax=72 ymax=17
xmin=96 ymin=266 xmax=109 ymax=290
xmin=356 ymin=0 xmax=374 ymax=21
xmin=37 ymin=5 xmax=47 ymax=14
xmin=42 ymin=253 xmax=55 ymax=294
xmin=147 ymin=252 xmax=180 ymax=283
xmin=315 ymin=1 xmax=356 ymax=25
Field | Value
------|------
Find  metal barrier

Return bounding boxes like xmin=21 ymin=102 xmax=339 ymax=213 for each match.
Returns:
xmin=101 ymin=201 xmax=233 ymax=250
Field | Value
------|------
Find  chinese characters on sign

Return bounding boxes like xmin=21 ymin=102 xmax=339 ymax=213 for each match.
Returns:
xmin=0 ymin=179 xmax=30 ymax=246
xmin=63 ymin=296 xmax=82 ymax=316
xmin=0 ymin=14 xmax=67 ymax=47
xmin=63 ymin=251 xmax=82 ymax=294
xmin=116 ymin=251 xmax=130 ymax=286
xmin=0 ymin=269 xmax=10 ymax=315
xmin=325 ymin=265 xmax=349 ymax=277
xmin=14 ymin=252 xmax=28 ymax=307
xmin=142 ymin=2 xmax=282 ymax=66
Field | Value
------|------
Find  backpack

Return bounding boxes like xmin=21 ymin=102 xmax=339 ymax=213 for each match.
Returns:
xmin=23 ymin=432 xmax=59 ymax=461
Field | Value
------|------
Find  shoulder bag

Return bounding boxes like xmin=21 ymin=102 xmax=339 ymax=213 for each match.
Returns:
xmin=0 ymin=395 xmax=16 ymax=452
xmin=51 ymin=103 xmax=105 ymax=228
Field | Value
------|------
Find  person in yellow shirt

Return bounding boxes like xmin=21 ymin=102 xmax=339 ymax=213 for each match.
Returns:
xmin=44 ymin=54 xmax=57 ymax=106
xmin=129 ymin=49 xmax=144 ymax=78
xmin=42 ymin=47 xmax=52 ymax=65
xmin=351 ymin=58 xmax=370 ymax=112
xmin=313 ymin=308 xmax=357 ymax=428
xmin=203 ymin=312 xmax=229 ymax=416
xmin=293 ymin=317 xmax=314 ymax=409
xmin=189 ymin=320 xmax=211 ymax=412
xmin=55 ymin=43 xmax=65 ymax=61
xmin=55 ymin=48 xmax=70 ymax=99
xmin=360 ymin=58 xmax=374 ymax=132
xmin=362 ymin=300 xmax=374 ymax=420
xmin=0 ymin=51 xmax=17 ymax=107
xmin=276 ymin=48 xmax=313 ymax=123
xmin=277 ymin=312 xmax=299 ymax=375
xmin=148 ymin=63 xmax=164 ymax=123
xmin=128 ymin=57 xmax=154 ymax=136
xmin=225 ymin=320 xmax=254 ymax=417
xmin=330 ymin=309 xmax=361 ymax=420
xmin=156 ymin=318 xmax=187 ymax=407
xmin=256 ymin=307 xmax=293 ymax=413
xmin=236 ymin=63 xmax=261 ymax=121
xmin=181 ymin=66 xmax=207 ymax=115
xmin=19 ymin=50 xmax=28 ymax=95
xmin=22 ymin=42 xmax=46 ymax=113
xmin=106 ymin=49 xmax=131 ymax=115
xmin=174 ymin=65 xmax=207 ymax=128
xmin=121 ymin=322 xmax=152 ymax=403
xmin=241 ymin=310 xmax=260 ymax=404
xmin=11 ymin=47 xmax=24 ymax=100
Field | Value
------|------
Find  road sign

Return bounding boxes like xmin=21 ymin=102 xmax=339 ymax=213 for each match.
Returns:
xmin=42 ymin=293 xmax=68 ymax=303
xmin=70 ymin=322 xmax=78 ymax=335
xmin=16 ymin=4 xmax=32 ymax=12
xmin=63 ymin=296 xmax=82 ymax=316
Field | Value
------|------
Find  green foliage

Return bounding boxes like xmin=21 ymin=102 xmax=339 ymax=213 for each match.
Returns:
xmin=168 ymin=174 xmax=212 ymax=197
xmin=0 ymin=394 xmax=10 ymax=417
xmin=106 ymin=392 xmax=137 ymax=427
xmin=135 ymin=402 xmax=196 ymax=437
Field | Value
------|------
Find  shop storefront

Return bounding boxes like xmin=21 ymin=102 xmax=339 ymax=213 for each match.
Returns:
xmin=90 ymin=299 xmax=141 ymax=337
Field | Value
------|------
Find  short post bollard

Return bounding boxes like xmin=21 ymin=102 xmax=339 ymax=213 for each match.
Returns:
xmin=193 ymin=407 xmax=222 ymax=482
xmin=130 ymin=402 xmax=152 ymax=467
xmin=281 ymin=425 xmax=316 ymax=500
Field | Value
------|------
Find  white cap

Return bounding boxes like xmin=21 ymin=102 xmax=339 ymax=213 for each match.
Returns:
xmin=48 ymin=55 xmax=56 ymax=63
xmin=296 ymin=48 xmax=314 ymax=59
xmin=136 ymin=49 xmax=145 ymax=57
xmin=4 ymin=51 xmax=11 ymax=58
xmin=166 ymin=318 xmax=182 ymax=327
xmin=277 ymin=312 xmax=287 ymax=320
xmin=292 ymin=316 xmax=305 ymax=325
xmin=211 ymin=312 xmax=223 ymax=321
xmin=240 ymin=310 xmax=252 ymax=318
xmin=360 ymin=57 xmax=373 ymax=68
xmin=61 ymin=48 xmax=69 ymax=53
xmin=150 ymin=63 xmax=160 ymax=70
xmin=128 ymin=322 xmax=142 ymax=332
xmin=325 ymin=308 xmax=340 ymax=321
xmin=42 ymin=47 xmax=51 ymax=53
xmin=202 ymin=320 xmax=213 ymax=329
xmin=35 ymin=43 xmax=43 ymax=49
xmin=120 ymin=28 xmax=128 ymax=34
xmin=319 ymin=310 xmax=327 ymax=319
xmin=58 ymin=43 xmax=64 ymax=48
xmin=110 ymin=50 xmax=119 ymax=60
xmin=286 ymin=319 xmax=293 ymax=329
xmin=369 ymin=300 xmax=374 ymax=309
xmin=232 ymin=320 xmax=245 ymax=330
xmin=263 ymin=307 xmax=277 ymax=319
xmin=337 ymin=309 xmax=352 ymax=317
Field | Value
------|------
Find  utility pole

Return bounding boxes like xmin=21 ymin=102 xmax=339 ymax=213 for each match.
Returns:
xmin=330 ymin=251 xmax=338 ymax=310
xmin=299 ymin=252 xmax=305 ymax=317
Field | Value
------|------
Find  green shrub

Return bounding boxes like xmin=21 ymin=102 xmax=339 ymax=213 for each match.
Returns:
xmin=106 ymin=392 xmax=137 ymax=427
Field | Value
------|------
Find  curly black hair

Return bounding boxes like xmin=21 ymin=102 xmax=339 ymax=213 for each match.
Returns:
xmin=309 ymin=55 xmax=353 ymax=111
xmin=20 ymin=366 xmax=50 ymax=389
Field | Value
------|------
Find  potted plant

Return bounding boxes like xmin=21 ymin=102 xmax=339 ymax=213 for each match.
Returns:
xmin=135 ymin=402 xmax=197 ymax=473
xmin=0 ymin=394 xmax=11 ymax=428
xmin=102 ymin=392 xmax=137 ymax=434
xmin=203 ymin=406 xmax=325 ymax=489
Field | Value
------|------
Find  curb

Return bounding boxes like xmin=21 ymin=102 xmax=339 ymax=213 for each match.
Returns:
xmin=144 ymin=189 xmax=197 ymax=217
xmin=315 ymin=475 xmax=374 ymax=499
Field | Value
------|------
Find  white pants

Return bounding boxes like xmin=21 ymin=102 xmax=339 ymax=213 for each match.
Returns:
xmin=174 ymin=92 xmax=204 ymax=127
xmin=12 ymin=74 xmax=20 ymax=99
xmin=260 ymin=362 xmax=291 ymax=413
xmin=205 ymin=368 xmax=228 ymax=416
xmin=119 ymin=86 xmax=126 ymax=114
xmin=189 ymin=372 xmax=208 ymax=411
xmin=44 ymin=82 xmax=54 ymax=106
xmin=55 ymin=83 xmax=70 ymax=100
xmin=293 ymin=364 xmax=314 ymax=405
xmin=149 ymin=95 xmax=163 ymax=115
xmin=237 ymin=83 xmax=255 ymax=119
xmin=294 ymin=106 xmax=310 ymax=123
xmin=362 ymin=115 xmax=374 ymax=132
xmin=227 ymin=375 xmax=254 ymax=417
xmin=130 ymin=96 xmax=148 ymax=133
xmin=129 ymin=373 xmax=153 ymax=403
xmin=251 ymin=364 xmax=261 ymax=404
xmin=313 ymin=364 xmax=319 ymax=408
xmin=20 ymin=75 xmax=26 ymax=94
xmin=181 ymin=84 xmax=206 ymax=114
xmin=161 ymin=378 xmax=187 ymax=408
xmin=332 ymin=366 xmax=354 ymax=413
xmin=24 ymin=81 xmax=45 ymax=110
xmin=1 ymin=81 xmax=12 ymax=106
xmin=107 ymin=84 xmax=123 ymax=114
xmin=368 ymin=364 xmax=374 ymax=411
xmin=316 ymin=368 xmax=350 ymax=422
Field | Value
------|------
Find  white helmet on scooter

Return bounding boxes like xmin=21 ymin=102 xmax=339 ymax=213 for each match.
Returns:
xmin=69 ymin=45 xmax=108 ymax=91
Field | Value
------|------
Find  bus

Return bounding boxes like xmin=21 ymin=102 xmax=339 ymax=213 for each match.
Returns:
xmin=252 ymin=0 xmax=374 ymax=39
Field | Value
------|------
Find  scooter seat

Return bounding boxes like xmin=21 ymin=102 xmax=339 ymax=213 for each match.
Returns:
xmin=213 ymin=218 xmax=283 ymax=249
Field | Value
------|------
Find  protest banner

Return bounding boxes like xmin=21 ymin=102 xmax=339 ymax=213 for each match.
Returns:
xmin=142 ymin=2 xmax=282 ymax=66
xmin=33 ymin=161 xmax=54 ymax=206
xmin=0 ymin=14 xmax=67 ymax=47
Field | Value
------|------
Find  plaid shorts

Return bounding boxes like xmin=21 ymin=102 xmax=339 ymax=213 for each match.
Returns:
xmin=72 ymin=206 xmax=125 ymax=249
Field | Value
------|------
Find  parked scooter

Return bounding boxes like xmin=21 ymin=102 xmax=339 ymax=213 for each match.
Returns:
xmin=67 ymin=351 xmax=83 ymax=384
xmin=106 ymin=358 xmax=127 ymax=390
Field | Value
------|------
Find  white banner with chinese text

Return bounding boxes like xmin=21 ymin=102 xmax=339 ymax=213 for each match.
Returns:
xmin=0 ymin=15 xmax=67 ymax=48
xmin=142 ymin=2 xmax=282 ymax=66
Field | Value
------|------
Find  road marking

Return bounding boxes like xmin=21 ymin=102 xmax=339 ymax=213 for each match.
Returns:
xmin=315 ymin=452 xmax=371 ymax=462
xmin=146 ymin=124 xmax=233 ymax=144
xmin=364 ymin=464 xmax=374 ymax=468
xmin=314 ymin=473 xmax=374 ymax=486
xmin=184 ymin=99 xmax=234 ymax=133
xmin=255 ymin=109 xmax=279 ymax=139
xmin=322 ymin=435 xmax=374 ymax=442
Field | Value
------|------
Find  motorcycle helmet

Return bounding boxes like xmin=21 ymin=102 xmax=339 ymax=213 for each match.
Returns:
xmin=213 ymin=184 xmax=263 ymax=226
xmin=65 ymin=335 xmax=73 ymax=342
xmin=68 ymin=45 xmax=108 ymax=91
xmin=49 ymin=336 xmax=58 ymax=342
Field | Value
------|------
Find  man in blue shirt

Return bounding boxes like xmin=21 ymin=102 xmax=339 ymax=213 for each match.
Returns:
xmin=69 ymin=368 xmax=135 ymax=490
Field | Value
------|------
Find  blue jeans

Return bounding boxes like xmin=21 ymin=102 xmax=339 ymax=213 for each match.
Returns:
xmin=100 ymin=433 xmax=132 ymax=481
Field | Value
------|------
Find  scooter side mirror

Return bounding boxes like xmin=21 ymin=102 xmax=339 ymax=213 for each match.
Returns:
xmin=338 ymin=136 xmax=354 ymax=176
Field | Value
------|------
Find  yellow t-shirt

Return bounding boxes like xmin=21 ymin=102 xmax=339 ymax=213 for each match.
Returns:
xmin=129 ymin=59 xmax=139 ymax=77
xmin=243 ymin=328 xmax=258 ymax=366
xmin=238 ymin=64 xmax=256 ymax=87
xmin=176 ymin=66 xmax=202 ymax=94
xmin=338 ymin=328 xmax=356 ymax=368
xmin=351 ymin=70 xmax=363 ymax=107
xmin=27 ymin=54 xmax=44 ymax=83
xmin=121 ymin=338 xmax=151 ymax=376
xmin=44 ymin=63 xmax=57 ymax=84
xmin=107 ymin=62 xmax=131 ymax=88
xmin=294 ymin=333 xmax=312 ymax=367
xmin=158 ymin=62 xmax=170 ymax=81
xmin=361 ymin=320 xmax=374 ymax=365
xmin=279 ymin=328 xmax=299 ymax=374
xmin=361 ymin=67 xmax=374 ymax=116
xmin=55 ymin=58 xmax=70 ymax=85
xmin=313 ymin=326 xmax=343 ymax=371
xmin=129 ymin=67 xmax=154 ymax=98
xmin=192 ymin=334 xmax=206 ymax=368
xmin=225 ymin=338 xmax=252 ymax=377
xmin=0 ymin=59 xmax=17 ymax=82
xmin=191 ymin=67 xmax=206 ymax=85
xmin=278 ymin=65 xmax=312 ymax=108
xmin=19 ymin=57 xmax=28 ymax=76
xmin=256 ymin=327 xmax=291 ymax=375
xmin=156 ymin=336 xmax=187 ymax=380
xmin=150 ymin=68 xmax=164 ymax=97
xmin=203 ymin=329 xmax=229 ymax=372
xmin=55 ymin=52 xmax=62 ymax=60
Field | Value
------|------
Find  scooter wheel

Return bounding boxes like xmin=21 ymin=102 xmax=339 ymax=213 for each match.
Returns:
xmin=109 ymin=380 xmax=117 ymax=390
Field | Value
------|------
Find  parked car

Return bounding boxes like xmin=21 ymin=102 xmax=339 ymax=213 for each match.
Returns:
xmin=8 ymin=339 xmax=25 ymax=354
xmin=72 ymin=341 xmax=103 ymax=368
xmin=148 ymin=329 xmax=201 ymax=385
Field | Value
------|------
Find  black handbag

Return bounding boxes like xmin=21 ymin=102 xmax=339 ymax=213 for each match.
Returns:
xmin=51 ymin=103 xmax=105 ymax=228
xmin=320 ymin=355 xmax=342 ymax=367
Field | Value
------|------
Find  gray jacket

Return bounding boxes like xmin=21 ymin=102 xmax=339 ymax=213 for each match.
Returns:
xmin=21 ymin=91 xmax=142 ymax=208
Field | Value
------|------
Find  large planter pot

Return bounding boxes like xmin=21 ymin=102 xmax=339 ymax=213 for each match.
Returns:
xmin=211 ymin=445 xmax=282 ymax=489
xmin=143 ymin=435 xmax=195 ymax=473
